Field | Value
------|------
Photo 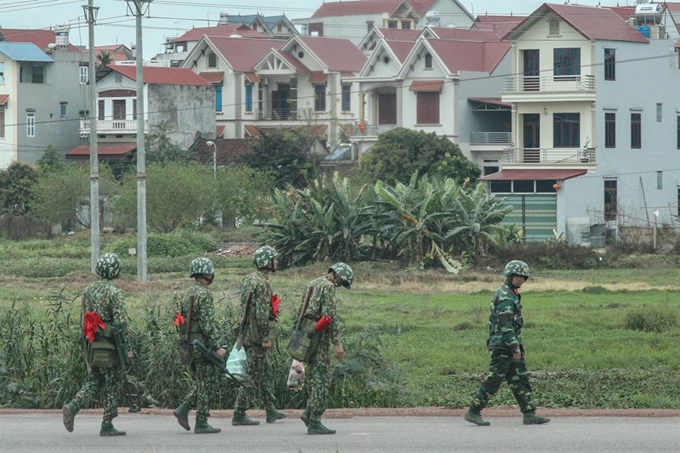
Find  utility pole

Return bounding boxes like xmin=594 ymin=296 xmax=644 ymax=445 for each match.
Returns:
xmin=126 ymin=0 xmax=152 ymax=281
xmin=83 ymin=0 xmax=100 ymax=273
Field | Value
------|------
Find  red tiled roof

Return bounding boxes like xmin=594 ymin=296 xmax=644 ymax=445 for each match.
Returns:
xmin=378 ymin=28 xmax=422 ymax=41
xmin=666 ymin=3 xmax=680 ymax=13
xmin=428 ymin=27 xmax=502 ymax=42
xmin=387 ymin=40 xmax=416 ymax=63
xmin=312 ymin=0 xmax=407 ymax=18
xmin=199 ymin=72 xmax=224 ymax=84
xmin=105 ymin=65 xmax=212 ymax=86
xmin=279 ymin=51 xmax=310 ymax=73
xmin=209 ymin=37 xmax=286 ymax=73
xmin=216 ymin=125 xmax=226 ymax=138
xmin=309 ymin=71 xmax=326 ymax=83
xmin=605 ymin=6 xmax=636 ymax=21
xmin=409 ymin=80 xmax=443 ymax=92
xmin=174 ymin=25 xmax=267 ymax=42
xmin=479 ymin=169 xmax=587 ymax=181
xmin=309 ymin=124 xmax=328 ymax=137
xmin=428 ymin=40 xmax=510 ymax=74
xmin=299 ymin=37 xmax=367 ymax=72
xmin=410 ymin=0 xmax=437 ymax=15
xmin=468 ymin=97 xmax=511 ymax=108
xmin=66 ymin=143 xmax=136 ymax=157
xmin=195 ymin=138 xmax=258 ymax=165
xmin=0 ymin=28 xmax=80 ymax=51
xmin=244 ymin=124 xmax=261 ymax=137
xmin=505 ymin=4 xmax=648 ymax=43
xmin=472 ymin=16 xmax=526 ymax=38
xmin=245 ymin=72 xmax=261 ymax=83
xmin=0 ymin=94 xmax=8 ymax=106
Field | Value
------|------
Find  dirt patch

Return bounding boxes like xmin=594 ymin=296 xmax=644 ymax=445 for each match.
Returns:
xmin=216 ymin=245 xmax=257 ymax=258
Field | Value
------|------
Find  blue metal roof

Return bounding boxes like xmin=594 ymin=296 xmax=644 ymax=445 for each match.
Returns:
xmin=0 ymin=42 xmax=53 ymax=62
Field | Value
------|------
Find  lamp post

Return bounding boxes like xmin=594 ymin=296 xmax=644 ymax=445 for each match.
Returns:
xmin=206 ymin=140 xmax=217 ymax=178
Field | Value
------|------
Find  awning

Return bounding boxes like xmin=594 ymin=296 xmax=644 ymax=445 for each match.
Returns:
xmin=0 ymin=94 xmax=8 ymax=106
xmin=245 ymin=72 xmax=261 ymax=83
xmin=65 ymin=143 xmax=136 ymax=157
xmin=309 ymin=124 xmax=328 ymax=137
xmin=309 ymin=71 xmax=326 ymax=84
xmin=244 ymin=124 xmax=261 ymax=137
xmin=409 ymin=80 xmax=443 ymax=92
xmin=199 ymin=72 xmax=224 ymax=84
xmin=216 ymin=124 xmax=225 ymax=138
xmin=479 ymin=169 xmax=587 ymax=181
xmin=468 ymin=97 xmax=511 ymax=108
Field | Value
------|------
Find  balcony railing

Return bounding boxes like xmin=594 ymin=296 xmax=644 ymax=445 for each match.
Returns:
xmin=503 ymin=147 xmax=596 ymax=164
xmin=470 ymin=131 xmax=512 ymax=145
xmin=80 ymin=119 xmax=142 ymax=134
xmin=503 ymin=75 xmax=595 ymax=93
xmin=346 ymin=123 xmax=398 ymax=137
xmin=252 ymin=108 xmax=320 ymax=121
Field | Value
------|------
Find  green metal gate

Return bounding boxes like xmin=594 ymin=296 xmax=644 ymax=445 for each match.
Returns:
xmin=500 ymin=194 xmax=557 ymax=242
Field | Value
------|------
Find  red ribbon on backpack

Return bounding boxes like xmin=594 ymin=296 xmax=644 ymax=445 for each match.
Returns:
xmin=83 ymin=312 xmax=105 ymax=343
xmin=173 ymin=313 xmax=185 ymax=327
xmin=315 ymin=315 xmax=332 ymax=331
xmin=271 ymin=294 xmax=281 ymax=320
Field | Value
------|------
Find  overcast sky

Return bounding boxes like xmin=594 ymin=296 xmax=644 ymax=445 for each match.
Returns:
xmin=0 ymin=0 xmax=632 ymax=56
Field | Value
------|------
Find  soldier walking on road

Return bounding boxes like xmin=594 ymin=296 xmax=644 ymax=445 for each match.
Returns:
xmin=172 ymin=257 xmax=226 ymax=434
xmin=62 ymin=253 xmax=133 ymax=437
xmin=300 ymin=263 xmax=353 ymax=435
xmin=464 ymin=260 xmax=550 ymax=427
xmin=232 ymin=246 xmax=287 ymax=426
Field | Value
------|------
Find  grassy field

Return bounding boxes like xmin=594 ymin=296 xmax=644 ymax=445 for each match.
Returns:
xmin=3 ymin=235 xmax=680 ymax=409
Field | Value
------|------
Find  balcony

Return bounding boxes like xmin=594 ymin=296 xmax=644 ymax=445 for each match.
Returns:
xmin=252 ymin=108 xmax=320 ymax=121
xmin=502 ymin=75 xmax=595 ymax=102
xmin=471 ymin=132 xmax=512 ymax=145
xmin=80 ymin=119 xmax=143 ymax=134
xmin=346 ymin=123 xmax=398 ymax=138
xmin=502 ymin=147 xmax=596 ymax=165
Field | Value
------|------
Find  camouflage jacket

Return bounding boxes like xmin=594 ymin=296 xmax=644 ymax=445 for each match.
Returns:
xmin=304 ymin=276 xmax=340 ymax=346
xmin=487 ymin=280 xmax=523 ymax=353
xmin=175 ymin=282 xmax=219 ymax=345
xmin=83 ymin=279 xmax=129 ymax=327
xmin=239 ymin=270 xmax=274 ymax=344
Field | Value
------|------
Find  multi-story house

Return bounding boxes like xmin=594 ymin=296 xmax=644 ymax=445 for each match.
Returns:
xmin=182 ymin=34 xmax=366 ymax=146
xmin=478 ymin=3 xmax=680 ymax=244
xmin=0 ymin=36 xmax=89 ymax=168
xmin=294 ymin=0 xmax=475 ymax=44
xmin=68 ymin=62 xmax=215 ymax=162
xmin=226 ymin=14 xmax=298 ymax=39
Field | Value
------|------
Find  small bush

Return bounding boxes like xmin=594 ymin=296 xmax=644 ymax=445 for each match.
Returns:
xmin=107 ymin=231 xmax=218 ymax=258
xmin=485 ymin=242 xmax=601 ymax=271
xmin=582 ymin=286 xmax=610 ymax=294
xmin=624 ymin=306 xmax=678 ymax=333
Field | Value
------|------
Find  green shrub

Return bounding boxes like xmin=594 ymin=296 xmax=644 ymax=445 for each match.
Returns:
xmin=107 ymin=231 xmax=218 ymax=258
xmin=625 ymin=306 xmax=678 ymax=333
xmin=486 ymin=242 xmax=602 ymax=271
xmin=582 ymin=286 xmax=611 ymax=294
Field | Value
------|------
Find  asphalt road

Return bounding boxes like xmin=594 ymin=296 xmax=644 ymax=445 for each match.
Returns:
xmin=2 ymin=412 xmax=679 ymax=453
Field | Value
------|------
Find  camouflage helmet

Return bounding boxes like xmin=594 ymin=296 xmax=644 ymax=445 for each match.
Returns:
xmin=253 ymin=246 xmax=278 ymax=269
xmin=190 ymin=257 xmax=215 ymax=277
xmin=96 ymin=253 xmax=121 ymax=280
xmin=503 ymin=260 xmax=530 ymax=279
xmin=329 ymin=262 xmax=354 ymax=289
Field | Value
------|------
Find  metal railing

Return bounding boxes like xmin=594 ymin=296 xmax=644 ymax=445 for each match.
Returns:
xmin=470 ymin=131 xmax=512 ymax=145
xmin=80 ymin=119 xmax=142 ymax=133
xmin=503 ymin=74 xmax=595 ymax=93
xmin=502 ymin=147 xmax=596 ymax=164
xmin=346 ymin=123 xmax=398 ymax=137
xmin=252 ymin=108 xmax=322 ymax=121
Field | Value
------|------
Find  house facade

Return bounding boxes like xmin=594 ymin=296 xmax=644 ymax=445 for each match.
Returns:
xmin=479 ymin=3 xmax=680 ymax=244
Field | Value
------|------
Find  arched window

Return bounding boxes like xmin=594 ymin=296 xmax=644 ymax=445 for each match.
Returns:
xmin=207 ymin=52 xmax=218 ymax=68
xmin=549 ymin=18 xmax=560 ymax=36
xmin=425 ymin=53 xmax=433 ymax=69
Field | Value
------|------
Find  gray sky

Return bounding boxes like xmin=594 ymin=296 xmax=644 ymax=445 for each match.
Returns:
xmin=0 ymin=0 xmax=626 ymax=56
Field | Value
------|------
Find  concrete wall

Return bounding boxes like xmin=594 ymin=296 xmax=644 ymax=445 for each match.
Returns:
xmin=0 ymin=58 xmax=18 ymax=168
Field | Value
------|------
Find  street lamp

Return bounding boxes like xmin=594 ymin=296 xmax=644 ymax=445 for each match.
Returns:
xmin=206 ymin=140 xmax=217 ymax=177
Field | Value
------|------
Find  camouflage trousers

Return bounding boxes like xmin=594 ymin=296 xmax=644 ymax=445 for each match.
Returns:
xmin=74 ymin=366 xmax=120 ymax=423
xmin=471 ymin=349 xmax=535 ymax=414
xmin=235 ymin=344 xmax=274 ymax=411
xmin=182 ymin=361 xmax=222 ymax=422
xmin=305 ymin=343 xmax=332 ymax=423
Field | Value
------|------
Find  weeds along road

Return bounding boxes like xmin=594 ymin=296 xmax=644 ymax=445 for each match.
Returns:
xmin=1 ymin=409 xmax=679 ymax=453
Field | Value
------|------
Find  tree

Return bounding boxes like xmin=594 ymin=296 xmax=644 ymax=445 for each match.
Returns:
xmin=243 ymin=128 xmax=320 ymax=188
xmin=146 ymin=120 xmax=192 ymax=165
xmin=359 ymin=127 xmax=480 ymax=185
xmin=36 ymin=145 xmax=66 ymax=175
xmin=215 ymin=165 xmax=275 ymax=228
xmin=0 ymin=162 xmax=38 ymax=215
xmin=96 ymin=50 xmax=113 ymax=72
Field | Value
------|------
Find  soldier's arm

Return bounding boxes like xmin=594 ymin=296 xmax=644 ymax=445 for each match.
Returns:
xmin=110 ymin=287 xmax=130 ymax=327
xmin=253 ymin=281 xmax=271 ymax=342
xmin=320 ymin=283 xmax=340 ymax=346
xmin=495 ymin=292 xmax=520 ymax=353
xmin=198 ymin=291 xmax=219 ymax=344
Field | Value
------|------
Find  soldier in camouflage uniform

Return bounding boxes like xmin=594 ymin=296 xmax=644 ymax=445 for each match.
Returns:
xmin=62 ymin=253 xmax=133 ymax=437
xmin=172 ymin=257 xmax=226 ymax=434
xmin=464 ymin=260 xmax=550 ymax=426
xmin=232 ymin=246 xmax=287 ymax=426
xmin=300 ymin=262 xmax=353 ymax=435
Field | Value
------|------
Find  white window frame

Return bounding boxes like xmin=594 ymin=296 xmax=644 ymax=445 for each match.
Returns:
xmin=0 ymin=62 xmax=4 ymax=83
xmin=27 ymin=113 xmax=35 ymax=137
xmin=79 ymin=65 xmax=88 ymax=85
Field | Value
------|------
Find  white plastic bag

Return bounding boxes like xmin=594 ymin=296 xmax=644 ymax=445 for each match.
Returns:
xmin=286 ymin=359 xmax=306 ymax=390
xmin=226 ymin=344 xmax=247 ymax=381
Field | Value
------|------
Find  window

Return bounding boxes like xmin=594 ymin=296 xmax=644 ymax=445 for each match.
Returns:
xmin=604 ymin=48 xmax=615 ymax=81
xmin=424 ymin=53 xmax=433 ymax=70
xmin=604 ymin=180 xmax=618 ymax=221
xmin=289 ymin=77 xmax=297 ymax=115
xmin=554 ymin=48 xmax=580 ymax=77
xmin=657 ymin=171 xmax=663 ymax=190
xmin=245 ymin=84 xmax=253 ymax=112
xmin=112 ymin=100 xmax=126 ymax=120
xmin=387 ymin=20 xmax=398 ymax=29
xmin=98 ymin=100 xmax=105 ymax=120
xmin=605 ymin=112 xmax=616 ymax=148
xmin=553 ymin=113 xmax=580 ymax=147
xmin=133 ymin=99 xmax=137 ymax=120
xmin=277 ymin=24 xmax=283 ymax=32
xmin=0 ymin=106 xmax=4 ymax=138
xmin=536 ymin=180 xmax=557 ymax=193
xmin=677 ymin=116 xmax=680 ymax=149
xmin=0 ymin=62 xmax=4 ymax=83
xmin=367 ymin=21 xmax=374 ymax=33
xmin=60 ymin=102 xmax=67 ymax=117
xmin=402 ymin=21 xmax=411 ymax=29
xmin=207 ymin=52 xmax=218 ymax=68
xmin=115 ymin=73 xmax=122 ymax=83
xmin=341 ymin=84 xmax=351 ymax=112
xmin=513 ymin=180 xmax=534 ymax=193
xmin=26 ymin=113 xmax=35 ymax=137
xmin=489 ymin=181 xmax=511 ymax=192
xmin=314 ymin=84 xmax=326 ymax=111
xmin=31 ymin=66 xmax=44 ymax=84
xmin=416 ymin=92 xmax=440 ymax=124
xmin=216 ymin=85 xmax=222 ymax=112
xmin=656 ymin=103 xmax=662 ymax=122
xmin=549 ymin=18 xmax=560 ymax=35
xmin=79 ymin=64 xmax=88 ymax=85
xmin=631 ymin=112 xmax=641 ymax=149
